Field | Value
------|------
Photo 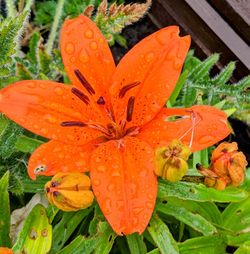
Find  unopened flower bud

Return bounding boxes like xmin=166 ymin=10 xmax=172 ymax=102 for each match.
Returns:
xmin=198 ymin=142 xmax=248 ymax=190
xmin=45 ymin=172 xmax=94 ymax=211
xmin=155 ymin=140 xmax=191 ymax=182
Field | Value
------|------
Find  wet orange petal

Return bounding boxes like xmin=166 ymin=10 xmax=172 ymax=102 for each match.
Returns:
xmin=138 ymin=105 xmax=231 ymax=151
xmin=90 ymin=137 xmax=157 ymax=235
xmin=60 ymin=15 xmax=115 ymax=108
xmin=28 ymin=140 xmax=93 ymax=179
xmin=110 ymin=26 xmax=190 ymax=127
xmin=0 ymin=80 xmax=101 ymax=144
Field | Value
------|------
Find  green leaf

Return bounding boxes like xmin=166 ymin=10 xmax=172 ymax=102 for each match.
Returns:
xmin=158 ymin=179 xmax=248 ymax=202
xmin=12 ymin=204 xmax=52 ymax=254
xmin=188 ymin=54 xmax=219 ymax=82
xmin=169 ymin=70 xmax=188 ymax=105
xmin=234 ymin=241 xmax=250 ymax=254
xmin=50 ymin=208 xmax=93 ymax=253
xmin=212 ymin=61 xmax=236 ymax=85
xmin=22 ymin=176 xmax=50 ymax=193
xmin=94 ymin=221 xmax=117 ymax=254
xmin=15 ymin=135 xmax=44 ymax=153
xmin=178 ymin=236 xmax=226 ymax=254
xmin=147 ymin=214 xmax=179 ymax=254
xmin=126 ymin=233 xmax=147 ymax=254
xmin=156 ymin=201 xmax=217 ymax=235
xmin=0 ymin=171 xmax=11 ymax=247
xmin=57 ymin=236 xmax=97 ymax=254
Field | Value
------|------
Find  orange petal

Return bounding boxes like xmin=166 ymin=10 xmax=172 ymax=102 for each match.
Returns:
xmin=0 ymin=80 xmax=101 ymax=144
xmin=28 ymin=140 xmax=93 ymax=179
xmin=110 ymin=26 xmax=190 ymax=127
xmin=90 ymin=137 xmax=157 ymax=235
xmin=138 ymin=105 xmax=231 ymax=151
xmin=60 ymin=15 xmax=115 ymax=108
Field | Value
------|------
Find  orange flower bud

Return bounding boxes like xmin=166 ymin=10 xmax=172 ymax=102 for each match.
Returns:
xmin=198 ymin=142 xmax=248 ymax=190
xmin=0 ymin=247 xmax=13 ymax=254
xmin=45 ymin=172 xmax=94 ymax=211
xmin=155 ymin=140 xmax=191 ymax=182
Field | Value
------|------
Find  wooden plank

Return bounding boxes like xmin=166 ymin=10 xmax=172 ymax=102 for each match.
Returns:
xmin=185 ymin=0 xmax=250 ymax=69
xmin=149 ymin=0 xmax=249 ymax=79
xmin=209 ymin=0 xmax=250 ymax=45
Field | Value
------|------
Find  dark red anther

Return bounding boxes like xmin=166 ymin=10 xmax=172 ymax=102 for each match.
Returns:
xmin=61 ymin=121 xmax=87 ymax=127
xmin=74 ymin=69 xmax=95 ymax=95
xmin=53 ymin=191 xmax=60 ymax=197
xmin=71 ymin=87 xmax=90 ymax=105
xmin=51 ymin=181 xmax=59 ymax=187
xmin=97 ymin=96 xmax=105 ymax=105
xmin=119 ymin=81 xmax=140 ymax=98
xmin=126 ymin=96 xmax=135 ymax=122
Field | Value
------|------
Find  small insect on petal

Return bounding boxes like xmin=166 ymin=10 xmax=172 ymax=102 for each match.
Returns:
xmin=45 ymin=172 xmax=94 ymax=211
xmin=154 ymin=140 xmax=191 ymax=182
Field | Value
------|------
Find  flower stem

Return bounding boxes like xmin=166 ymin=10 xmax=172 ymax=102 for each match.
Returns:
xmin=23 ymin=0 xmax=34 ymax=12
xmin=45 ymin=0 xmax=65 ymax=55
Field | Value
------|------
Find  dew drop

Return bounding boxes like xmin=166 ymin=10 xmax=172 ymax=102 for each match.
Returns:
xmin=143 ymin=214 xmax=148 ymax=220
xmin=70 ymin=56 xmax=76 ymax=62
xmin=58 ymin=153 xmax=64 ymax=159
xmin=54 ymin=87 xmax=64 ymax=96
xmin=133 ymin=207 xmax=143 ymax=215
xmin=155 ymin=32 xmax=167 ymax=45
xmin=147 ymin=193 xmax=154 ymax=200
xmin=146 ymin=201 xmax=154 ymax=209
xmin=97 ymin=165 xmax=106 ymax=172
xmin=95 ymin=191 xmax=100 ymax=197
xmin=104 ymin=198 xmax=112 ymax=214
xmin=99 ymin=38 xmax=104 ymax=44
xmin=93 ymin=179 xmax=101 ymax=186
xmin=145 ymin=52 xmax=155 ymax=62
xmin=66 ymin=134 xmax=75 ymax=141
xmin=90 ymin=41 xmax=98 ymax=50
xmin=199 ymin=135 xmax=214 ymax=144
xmin=174 ymin=60 xmax=182 ymax=70
xmin=116 ymin=200 xmax=124 ymax=210
xmin=107 ymin=184 xmax=115 ymax=191
xmin=111 ymin=170 xmax=121 ymax=177
xmin=65 ymin=43 xmax=75 ymax=54
xmin=39 ymin=83 xmax=46 ymax=89
xmin=85 ymin=29 xmax=94 ymax=38
xmin=132 ymin=217 xmax=139 ymax=226
xmin=41 ymin=128 xmax=48 ymax=134
xmin=27 ymin=82 xmax=36 ymax=88
xmin=79 ymin=49 xmax=89 ymax=63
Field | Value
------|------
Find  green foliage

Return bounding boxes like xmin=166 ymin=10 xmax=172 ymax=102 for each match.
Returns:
xmin=12 ymin=204 xmax=52 ymax=253
xmin=0 ymin=11 xmax=28 ymax=87
xmin=0 ymin=171 xmax=11 ymax=247
xmin=173 ymin=51 xmax=250 ymax=123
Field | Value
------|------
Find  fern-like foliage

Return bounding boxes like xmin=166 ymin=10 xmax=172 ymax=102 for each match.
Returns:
xmin=174 ymin=51 xmax=250 ymax=123
xmin=85 ymin=0 xmax=152 ymax=46
xmin=15 ymin=31 xmax=65 ymax=81
xmin=0 ymin=11 xmax=28 ymax=88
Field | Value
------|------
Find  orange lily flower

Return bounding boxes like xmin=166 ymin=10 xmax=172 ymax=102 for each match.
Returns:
xmin=0 ymin=15 xmax=230 ymax=235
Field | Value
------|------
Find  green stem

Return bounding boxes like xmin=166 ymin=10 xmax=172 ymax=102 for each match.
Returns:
xmin=45 ymin=0 xmax=65 ymax=55
xmin=24 ymin=0 xmax=34 ymax=12
xmin=5 ymin=0 xmax=16 ymax=17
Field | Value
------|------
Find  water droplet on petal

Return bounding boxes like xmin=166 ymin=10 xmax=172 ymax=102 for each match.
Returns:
xmin=85 ymin=29 xmax=93 ymax=38
xmin=107 ymin=184 xmax=115 ymax=191
xmin=58 ymin=153 xmax=64 ymax=159
xmin=54 ymin=87 xmax=64 ymax=96
xmin=199 ymin=135 xmax=214 ymax=144
xmin=90 ymin=41 xmax=98 ymax=50
xmin=111 ymin=170 xmax=121 ymax=177
xmin=95 ymin=191 xmax=100 ymax=197
xmin=27 ymin=82 xmax=36 ymax=88
xmin=79 ymin=49 xmax=89 ymax=63
xmin=132 ymin=217 xmax=139 ymax=226
xmin=145 ymin=52 xmax=155 ymax=62
xmin=39 ymin=83 xmax=46 ymax=89
xmin=133 ymin=207 xmax=143 ymax=215
xmin=104 ymin=198 xmax=112 ymax=214
xmin=97 ymin=165 xmax=106 ymax=172
xmin=66 ymin=134 xmax=74 ymax=141
xmin=65 ymin=43 xmax=75 ymax=54
xmin=70 ymin=56 xmax=76 ymax=62
xmin=147 ymin=193 xmax=154 ymax=200
xmin=92 ymin=179 xmax=101 ymax=186
xmin=41 ymin=128 xmax=48 ymax=135
xmin=99 ymin=38 xmax=104 ymax=44
xmin=146 ymin=201 xmax=154 ymax=209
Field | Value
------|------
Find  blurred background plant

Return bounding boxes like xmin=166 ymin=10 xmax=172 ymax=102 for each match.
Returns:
xmin=0 ymin=0 xmax=249 ymax=253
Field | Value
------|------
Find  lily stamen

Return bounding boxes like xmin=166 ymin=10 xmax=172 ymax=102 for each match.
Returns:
xmin=71 ymin=87 xmax=90 ymax=105
xmin=74 ymin=69 xmax=95 ymax=95
xmin=126 ymin=96 xmax=135 ymax=122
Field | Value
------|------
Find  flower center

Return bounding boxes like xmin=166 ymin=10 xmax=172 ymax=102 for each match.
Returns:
xmin=60 ymin=69 xmax=141 ymax=141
